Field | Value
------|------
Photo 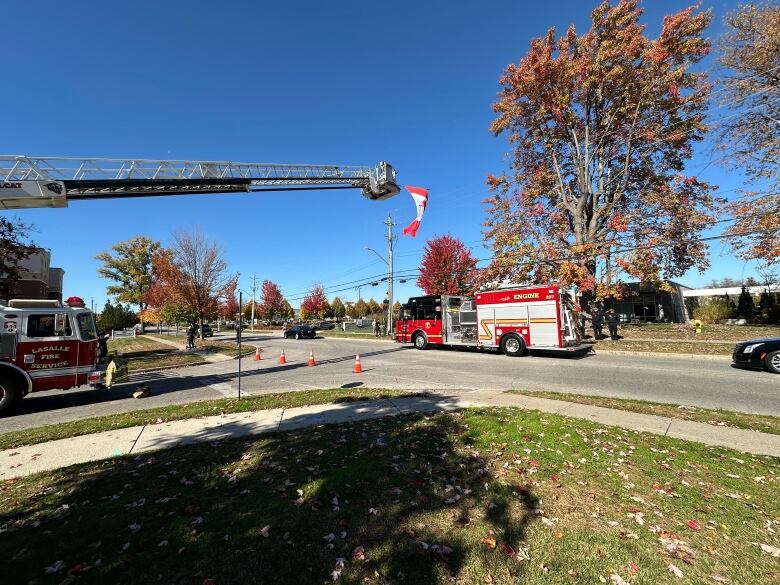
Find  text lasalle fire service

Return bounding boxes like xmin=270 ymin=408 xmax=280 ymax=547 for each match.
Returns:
xmin=395 ymin=285 xmax=590 ymax=356
xmin=0 ymin=296 xmax=101 ymax=413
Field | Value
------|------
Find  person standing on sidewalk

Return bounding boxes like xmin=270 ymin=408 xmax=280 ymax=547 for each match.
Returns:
xmin=606 ymin=309 xmax=620 ymax=341
xmin=186 ymin=323 xmax=196 ymax=350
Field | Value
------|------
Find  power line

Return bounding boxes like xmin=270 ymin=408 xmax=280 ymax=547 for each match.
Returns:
xmin=283 ymin=213 xmax=774 ymax=302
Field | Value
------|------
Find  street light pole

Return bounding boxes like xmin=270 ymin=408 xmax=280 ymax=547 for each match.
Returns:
xmin=250 ymin=273 xmax=257 ymax=333
xmin=364 ymin=213 xmax=395 ymax=336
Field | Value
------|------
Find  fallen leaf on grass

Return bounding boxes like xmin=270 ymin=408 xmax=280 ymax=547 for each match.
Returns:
xmin=758 ymin=543 xmax=780 ymax=557
xmin=353 ymin=546 xmax=365 ymax=560
xmin=629 ymin=561 xmax=639 ymax=573
xmin=610 ymin=573 xmax=629 ymax=585
xmin=710 ymin=576 xmax=730 ymax=583
xmin=687 ymin=520 xmax=701 ymax=531
xmin=668 ymin=563 xmax=684 ymax=578
xmin=501 ymin=544 xmax=516 ymax=557
xmin=261 ymin=525 xmax=270 ymax=538
xmin=480 ymin=537 xmax=496 ymax=550
xmin=44 ymin=560 xmax=65 ymax=574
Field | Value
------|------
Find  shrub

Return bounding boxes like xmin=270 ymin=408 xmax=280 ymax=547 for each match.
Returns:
xmin=693 ymin=300 xmax=734 ymax=324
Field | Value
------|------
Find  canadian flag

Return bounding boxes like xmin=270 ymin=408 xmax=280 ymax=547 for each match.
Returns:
xmin=402 ymin=185 xmax=429 ymax=237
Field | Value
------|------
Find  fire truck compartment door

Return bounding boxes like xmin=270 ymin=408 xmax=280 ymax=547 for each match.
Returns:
xmin=528 ymin=303 xmax=558 ymax=346
xmin=0 ymin=332 xmax=16 ymax=359
xmin=489 ymin=305 xmax=530 ymax=347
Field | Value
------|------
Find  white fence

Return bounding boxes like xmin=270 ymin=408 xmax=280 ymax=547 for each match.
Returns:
xmin=110 ymin=328 xmax=136 ymax=339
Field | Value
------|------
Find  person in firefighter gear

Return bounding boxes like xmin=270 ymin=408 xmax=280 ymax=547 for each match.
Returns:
xmin=373 ymin=319 xmax=381 ymax=337
xmin=591 ymin=306 xmax=605 ymax=340
xmin=97 ymin=333 xmax=110 ymax=363
xmin=606 ymin=309 xmax=620 ymax=341
xmin=105 ymin=359 xmax=129 ymax=388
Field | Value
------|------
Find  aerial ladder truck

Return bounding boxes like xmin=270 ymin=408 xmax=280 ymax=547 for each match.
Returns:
xmin=0 ymin=154 xmax=399 ymax=413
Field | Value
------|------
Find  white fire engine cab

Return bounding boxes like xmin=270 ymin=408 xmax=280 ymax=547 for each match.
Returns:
xmin=395 ymin=285 xmax=590 ymax=356
xmin=0 ymin=296 xmax=100 ymax=414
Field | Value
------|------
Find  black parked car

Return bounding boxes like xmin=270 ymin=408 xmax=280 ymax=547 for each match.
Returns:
xmin=284 ymin=325 xmax=316 ymax=339
xmin=732 ymin=337 xmax=780 ymax=374
xmin=199 ymin=323 xmax=214 ymax=338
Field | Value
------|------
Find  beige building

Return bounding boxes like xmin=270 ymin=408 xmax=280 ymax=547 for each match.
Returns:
xmin=0 ymin=249 xmax=65 ymax=301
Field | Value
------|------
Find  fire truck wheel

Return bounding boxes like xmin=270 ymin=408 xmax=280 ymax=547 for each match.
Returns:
xmin=0 ymin=376 xmax=22 ymax=414
xmin=413 ymin=332 xmax=429 ymax=350
xmin=500 ymin=334 xmax=526 ymax=357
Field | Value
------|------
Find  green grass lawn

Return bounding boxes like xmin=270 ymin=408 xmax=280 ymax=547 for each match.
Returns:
xmin=2 ymin=407 xmax=778 ymax=584
xmin=107 ymin=336 xmax=174 ymax=354
xmin=508 ymin=390 xmax=780 ymax=436
xmin=320 ymin=329 xmax=388 ymax=339
xmin=106 ymin=336 xmax=207 ymax=372
xmin=193 ymin=339 xmax=257 ymax=358
xmin=617 ymin=323 xmax=779 ymax=343
xmin=0 ymin=389 xmax=415 ymax=450
xmin=144 ymin=335 xmax=256 ymax=358
xmin=593 ymin=339 xmax=735 ymax=355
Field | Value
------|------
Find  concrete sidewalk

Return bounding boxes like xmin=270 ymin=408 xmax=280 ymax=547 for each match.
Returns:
xmin=1 ymin=391 xmax=778 ymax=480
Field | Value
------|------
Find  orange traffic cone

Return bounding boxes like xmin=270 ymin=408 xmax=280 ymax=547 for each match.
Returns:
xmin=279 ymin=349 xmax=287 ymax=364
xmin=353 ymin=354 xmax=363 ymax=373
xmin=254 ymin=347 xmax=262 ymax=361
xmin=308 ymin=349 xmax=316 ymax=367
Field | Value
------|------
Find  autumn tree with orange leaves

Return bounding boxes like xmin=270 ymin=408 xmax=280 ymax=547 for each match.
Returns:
xmin=718 ymin=2 xmax=780 ymax=262
xmin=484 ymin=0 xmax=720 ymax=306
xmin=417 ymin=235 xmax=478 ymax=295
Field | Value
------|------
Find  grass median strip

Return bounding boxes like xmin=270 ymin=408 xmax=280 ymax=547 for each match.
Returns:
xmin=508 ymin=389 xmax=780 ymax=435
xmin=319 ymin=330 xmax=384 ymax=339
xmin=2 ymin=407 xmax=778 ymax=584
xmin=618 ymin=323 xmax=779 ymax=343
xmin=0 ymin=389 xmax=415 ymax=451
xmin=593 ymin=339 xmax=735 ymax=355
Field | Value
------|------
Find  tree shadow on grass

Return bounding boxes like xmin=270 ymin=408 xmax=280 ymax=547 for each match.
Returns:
xmin=1 ymin=402 xmax=538 ymax=585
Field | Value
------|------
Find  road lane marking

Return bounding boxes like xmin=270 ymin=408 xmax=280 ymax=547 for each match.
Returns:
xmin=208 ymin=382 xmax=236 ymax=397
xmin=278 ymin=379 xmax=326 ymax=390
xmin=364 ymin=371 xmax=477 ymax=391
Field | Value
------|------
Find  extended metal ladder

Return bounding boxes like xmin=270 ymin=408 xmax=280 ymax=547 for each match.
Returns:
xmin=0 ymin=155 xmax=399 ymax=209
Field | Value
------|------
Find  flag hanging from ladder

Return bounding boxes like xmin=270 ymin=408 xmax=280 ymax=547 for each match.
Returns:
xmin=402 ymin=185 xmax=429 ymax=237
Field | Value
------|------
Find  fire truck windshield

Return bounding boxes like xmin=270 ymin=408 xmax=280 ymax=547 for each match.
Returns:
xmin=77 ymin=312 xmax=97 ymax=340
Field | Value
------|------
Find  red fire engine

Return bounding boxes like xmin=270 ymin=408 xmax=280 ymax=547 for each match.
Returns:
xmin=395 ymin=285 xmax=590 ymax=356
xmin=0 ymin=296 xmax=101 ymax=413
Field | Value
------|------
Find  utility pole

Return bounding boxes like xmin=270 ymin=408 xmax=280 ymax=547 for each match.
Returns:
xmin=250 ymin=273 xmax=257 ymax=333
xmin=385 ymin=214 xmax=394 ymax=336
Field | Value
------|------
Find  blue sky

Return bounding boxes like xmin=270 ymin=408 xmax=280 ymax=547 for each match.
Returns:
xmin=2 ymin=0 xmax=759 ymax=310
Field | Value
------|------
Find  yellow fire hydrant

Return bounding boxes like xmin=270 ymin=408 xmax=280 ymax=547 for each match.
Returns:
xmin=693 ymin=319 xmax=703 ymax=334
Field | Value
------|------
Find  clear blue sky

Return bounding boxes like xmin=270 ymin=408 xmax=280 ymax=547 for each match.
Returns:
xmin=2 ymin=0 xmax=758 ymax=310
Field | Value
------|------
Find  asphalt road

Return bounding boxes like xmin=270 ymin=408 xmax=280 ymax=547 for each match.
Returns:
xmin=3 ymin=333 xmax=779 ymax=432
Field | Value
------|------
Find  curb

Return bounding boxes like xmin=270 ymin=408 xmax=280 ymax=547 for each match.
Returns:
xmin=127 ymin=361 xmax=211 ymax=376
xmin=320 ymin=335 xmax=396 ymax=343
xmin=594 ymin=349 xmax=731 ymax=361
